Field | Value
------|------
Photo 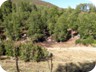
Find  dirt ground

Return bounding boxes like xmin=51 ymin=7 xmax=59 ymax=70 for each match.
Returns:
xmin=0 ymin=36 xmax=96 ymax=72
xmin=48 ymin=47 xmax=96 ymax=63
xmin=1 ymin=46 xmax=96 ymax=72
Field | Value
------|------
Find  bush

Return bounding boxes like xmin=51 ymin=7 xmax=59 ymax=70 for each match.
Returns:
xmin=4 ymin=40 xmax=14 ymax=56
xmin=20 ymin=42 xmax=48 ymax=62
xmin=31 ymin=45 xmax=48 ymax=62
xmin=53 ymin=34 xmax=67 ymax=42
xmin=75 ymin=36 xmax=94 ymax=45
xmin=75 ymin=39 xmax=81 ymax=44
xmin=0 ymin=40 xmax=49 ymax=62
xmin=0 ymin=41 xmax=5 ymax=56
xmin=20 ymin=43 xmax=32 ymax=62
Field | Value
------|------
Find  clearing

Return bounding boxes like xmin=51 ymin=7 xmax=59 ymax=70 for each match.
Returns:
xmin=0 ymin=36 xmax=96 ymax=72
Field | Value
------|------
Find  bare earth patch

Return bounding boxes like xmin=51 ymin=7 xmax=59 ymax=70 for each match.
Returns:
xmin=0 ymin=36 xmax=96 ymax=72
xmin=48 ymin=47 xmax=96 ymax=63
xmin=0 ymin=46 xmax=96 ymax=72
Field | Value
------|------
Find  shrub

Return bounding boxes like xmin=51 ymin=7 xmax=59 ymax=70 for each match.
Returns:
xmin=75 ymin=36 xmax=94 ymax=45
xmin=4 ymin=40 xmax=14 ymax=56
xmin=75 ymin=39 xmax=81 ymax=44
xmin=20 ymin=42 xmax=48 ymax=62
xmin=0 ymin=40 xmax=49 ymax=62
xmin=0 ymin=41 xmax=5 ymax=56
xmin=92 ymin=40 xmax=96 ymax=47
xmin=31 ymin=45 xmax=48 ymax=62
xmin=20 ymin=43 xmax=32 ymax=62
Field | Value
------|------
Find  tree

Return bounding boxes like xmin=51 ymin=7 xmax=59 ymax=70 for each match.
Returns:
xmin=1 ymin=0 xmax=12 ymax=17
xmin=88 ymin=4 xmax=96 ymax=12
xmin=14 ymin=46 xmax=20 ymax=72
xmin=76 ymin=3 xmax=89 ymax=12
xmin=4 ymin=12 xmax=20 ymax=41
xmin=27 ymin=11 xmax=45 ymax=42
xmin=0 ymin=8 xmax=3 ymax=21
xmin=67 ymin=10 xmax=78 ymax=30
xmin=77 ymin=12 xmax=96 ymax=40
xmin=54 ymin=13 xmax=68 ymax=42
xmin=47 ymin=7 xmax=59 ymax=35
xmin=19 ymin=1 xmax=32 ymax=12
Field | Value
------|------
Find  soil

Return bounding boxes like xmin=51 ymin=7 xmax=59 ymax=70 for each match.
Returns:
xmin=0 ymin=36 xmax=96 ymax=72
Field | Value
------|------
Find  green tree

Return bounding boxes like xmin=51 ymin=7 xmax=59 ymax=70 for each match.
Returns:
xmin=27 ymin=11 xmax=45 ymax=42
xmin=54 ymin=13 xmax=68 ymax=42
xmin=78 ymin=12 xmax=96 ymax=39
xmin=47 ymin=7 xmax=59 ymax=35
xmin=76 ymin=3 xmax=89 ymax=12
xmin=88 ymin=4 xmax=96 ymax=12
xmin=1 ymin=0 xmax=12 ymax=17
xmin=19 ymin=1 xmax=32 ymax=12
xmin=4 ymin=12 xmax=21 ymax=41
xmin=67 ymin=10 xmax=78 ymax=30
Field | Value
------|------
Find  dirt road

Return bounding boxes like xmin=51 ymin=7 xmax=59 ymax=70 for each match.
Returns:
xmin=47 ymin=47 xmax=96 ymax=63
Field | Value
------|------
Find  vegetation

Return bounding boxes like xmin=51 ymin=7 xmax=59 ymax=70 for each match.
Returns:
xmin=20 ymin=43 xmax=48 ymax=62
xmin=0 ymin=0 xmax=96 ymax=43
xmin=0 ymin=0 xmax=96 ymax=60
xmin=0 ymin=40 xmax=49 ymax=62
xmin=1 ymin=1 xmax=96 ymax=72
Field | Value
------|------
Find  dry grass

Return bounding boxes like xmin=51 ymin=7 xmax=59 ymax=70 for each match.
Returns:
xmin=0 ymin=46 xmax=96 ymax=72
xmin=1 ymin=36 xmax=96 ymax=72
xmin=0 ymin=59 xmax=53 ymax=72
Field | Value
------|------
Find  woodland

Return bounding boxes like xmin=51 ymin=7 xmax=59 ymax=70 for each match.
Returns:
xmin=0 ymin=0 xmax=96 ymax=72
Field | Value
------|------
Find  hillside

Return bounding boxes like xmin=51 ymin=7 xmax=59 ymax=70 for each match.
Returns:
xmin=32 ymin=0 xmax=56 ymax=7
xmin=12 ymin=0 xmax=56 ymax=7
xmin=1 ymin=1 xmax=96 ymax=72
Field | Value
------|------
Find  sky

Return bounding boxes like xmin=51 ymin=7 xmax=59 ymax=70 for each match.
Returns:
xmin=42 ymin=0 xmax=96 ymax=8
xmin=0 ymin=0 xmax=6 ymax=7
xmin=0 ymin=0 xmax=96 ymax=8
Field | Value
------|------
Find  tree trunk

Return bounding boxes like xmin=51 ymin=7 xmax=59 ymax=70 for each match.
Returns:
xmin=50 ymin=57 xmax=53 ymax=72
xmin=15 ymin=47 xmax=20 ymax=72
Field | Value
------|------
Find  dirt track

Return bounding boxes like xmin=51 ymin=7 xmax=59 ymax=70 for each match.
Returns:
xmin=38 ymin=36 xmax=96 ymax=64
xmin=47 ymin=47 xmax=96 ymax=63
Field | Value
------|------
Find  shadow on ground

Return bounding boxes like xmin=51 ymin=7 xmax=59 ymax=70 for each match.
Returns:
xmin=55 ymin=61 xmax=96 ymax=72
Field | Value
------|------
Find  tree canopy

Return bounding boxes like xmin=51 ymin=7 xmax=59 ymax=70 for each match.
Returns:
xmin=0 ymin=0 xmax=96 ymax=44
